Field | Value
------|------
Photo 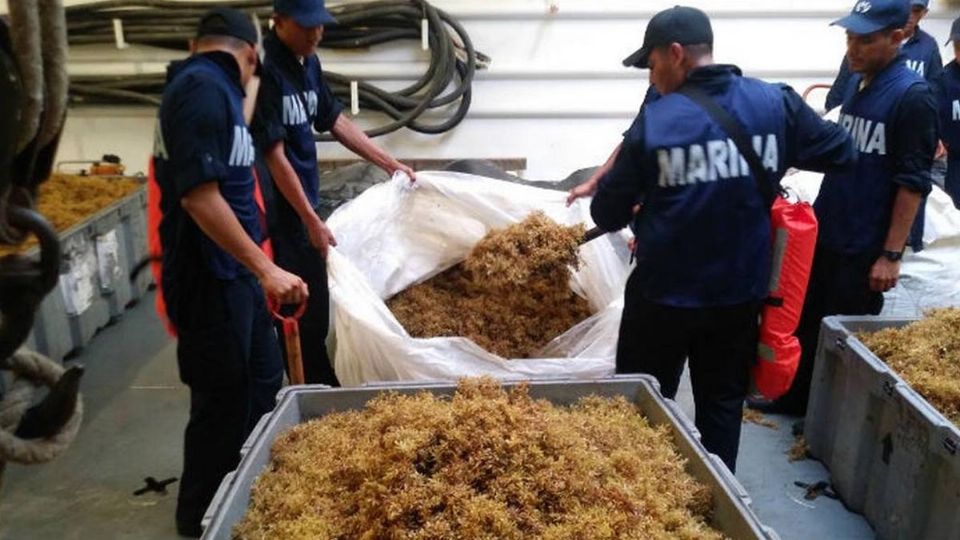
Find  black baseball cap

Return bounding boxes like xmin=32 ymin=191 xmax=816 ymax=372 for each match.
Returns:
xmin=196 ymin=7 xmax=258 ymax=46
xmin=947 ymin=16 xmax=960 ymax=45
xmin=623 ymin=6 xmax=713 ymax=69
xmin=274 ymin=0 xmax=337 ymax=28
xmin=831 ymin=0 xmax=909 ymax=36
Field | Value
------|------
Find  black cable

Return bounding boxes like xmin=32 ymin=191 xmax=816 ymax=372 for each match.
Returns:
xmin=63 ymin=0 xmax=485 ymax=138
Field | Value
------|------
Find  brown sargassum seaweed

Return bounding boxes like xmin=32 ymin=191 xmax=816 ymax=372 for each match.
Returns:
xmin=386 ymin=211 xmax=592 ymax=358
xmin=0 ymin=174 xmax=141 ymax=257
xmin=857 ymin=308 xmax=960 ymax=425
xmin=236 ymin=378 xmax=724 ymax=540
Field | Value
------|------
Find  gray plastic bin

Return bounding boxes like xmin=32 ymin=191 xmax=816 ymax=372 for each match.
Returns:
xmin=96 ymin=193 xmax=135 ymax=317
xmin=124 ymin=188 xmax=151 ymax=301
xmin=20 ymin=183 xmax=149 ymax=361
xmin=201 ymin=376 xmax=779 ymax=539
xmin=805 ymin=316 xmax=960 ymax=540
xmin=27 ymin=279 xmax=74 ymax=362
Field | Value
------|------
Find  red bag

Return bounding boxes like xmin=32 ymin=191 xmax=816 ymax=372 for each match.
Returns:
xmin=145 ymin=157 xmax=176 ymax=336
xmin=753 ymin=196 xmax=818 ymax=399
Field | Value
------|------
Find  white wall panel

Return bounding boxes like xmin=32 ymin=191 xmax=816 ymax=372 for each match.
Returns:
xmin=22 ymin=1 xmax=960 ymax=178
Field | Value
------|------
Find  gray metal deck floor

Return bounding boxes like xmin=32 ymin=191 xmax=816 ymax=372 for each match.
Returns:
xmin=0 ymin=291 xmax=874 ymax=539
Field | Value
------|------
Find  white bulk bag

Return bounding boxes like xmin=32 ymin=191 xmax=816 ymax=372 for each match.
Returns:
xmin=326 ymin=171 xmax=630 ymax=386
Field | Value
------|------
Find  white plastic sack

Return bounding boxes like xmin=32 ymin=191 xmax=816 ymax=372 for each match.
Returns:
xmin=325 ymin=171 xmax=630 ymax=386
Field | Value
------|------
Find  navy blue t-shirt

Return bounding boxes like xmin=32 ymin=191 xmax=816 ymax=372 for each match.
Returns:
xmin=253 ymin=30 xmax=343 ymax=236
xmin=153 ymin=52 xmax=261 ymax=322
xmin=937 ymin=60 xmax=960 ymax=207
xmin=591 ymin=65 xmax=856 ymax=308
xmin=816 ymin=55 xmax=936 ymax=255
xmin=826 ymin=27 xmax=943 ymax=111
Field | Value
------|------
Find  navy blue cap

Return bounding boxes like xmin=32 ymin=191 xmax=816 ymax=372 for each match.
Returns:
xmin=197 ymin=7 xmax=259 ymax=46
xmin=274 ymin=0 xmax=337 ymax=28
xmin=947 ymin=16 xmax=960 ymax=45
xmin=623 ymin=6 xmax=713 ymax=69
xmin=831 ymin=0 xmax=909 ymax=36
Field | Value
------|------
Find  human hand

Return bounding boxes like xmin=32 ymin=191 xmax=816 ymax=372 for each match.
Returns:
xmin=260 ymin=265 xmax=309 ymax=305
xmin=869 ymin=257 xmax=901 ymax=292
xmin=306 ymin=215 xmax=338 ymax=259
xmin=392 ymin=161 xmax=416 ymax=182
xmin=566 ymin=173 xmax=602 ymax=206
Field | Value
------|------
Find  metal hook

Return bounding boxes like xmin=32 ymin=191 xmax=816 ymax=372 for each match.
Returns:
xmin=0 ymin=206 xmax=61 ymax=361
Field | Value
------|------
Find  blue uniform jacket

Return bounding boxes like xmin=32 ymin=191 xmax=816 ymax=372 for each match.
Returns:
xmin=816 ymin=55 xmax=936 ymax=255
xmin=153 ymin=52 xmax=261 ymax=325
xmin=253 ymin=30 xmax=343 ymax=239
xmin=936 ymin=60 xmax=960 ymax=207
xmin=591 ymin=65 xmax=856 ymax=308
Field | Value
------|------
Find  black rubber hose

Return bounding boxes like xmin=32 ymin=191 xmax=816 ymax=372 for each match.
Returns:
xmin=64 ymin=0 xmax=481 ymax=138
xmin=316 ymin=2 xmax=475 ymax=137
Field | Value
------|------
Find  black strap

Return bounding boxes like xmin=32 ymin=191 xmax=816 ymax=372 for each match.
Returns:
xmin=676 ymin=84 xmax=777 ymax=208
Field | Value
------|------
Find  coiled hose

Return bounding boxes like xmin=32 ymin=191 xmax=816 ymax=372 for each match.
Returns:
xmin=64 ymin=0 xmax=487 ymax=139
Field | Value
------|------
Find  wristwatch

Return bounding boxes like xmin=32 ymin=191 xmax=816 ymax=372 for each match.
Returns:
xmin=881 ymin=249 xmax=903 ymax=262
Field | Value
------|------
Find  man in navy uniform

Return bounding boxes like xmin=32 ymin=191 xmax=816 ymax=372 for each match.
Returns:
xmin=825 ymin=0 xmax=941 ymax=253
xmin=253 ymin=0 xmax=414 ymax=386
xmin=826 ymin=0 xmax=942 ymax=111
xmin=152 ymin=8 xmax=309 ymax=536
xmin=765 ymin=0 xmax=937 ymax=416
xmin=589 ymin=6 xmax=855 ymax=471
xmin=938 ymin=16 xmax=960 ymax=209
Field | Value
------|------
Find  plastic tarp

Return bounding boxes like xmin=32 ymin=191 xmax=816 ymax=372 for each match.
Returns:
xmin=325 ymin=171 xmax=630 ymax=386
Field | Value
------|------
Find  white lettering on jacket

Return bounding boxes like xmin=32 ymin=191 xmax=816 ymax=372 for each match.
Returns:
xmin=228 ymin=125 xmax=255 ymax=167
xmin=905 ymin=59 xmax=926 ymax=78
xmin=839 ymin=113 xmax=887 ymax=155
xmin=656 ymin=134 xmax=778 ymax=187
xmin=282 ymin=90 xmax=318 ymax=126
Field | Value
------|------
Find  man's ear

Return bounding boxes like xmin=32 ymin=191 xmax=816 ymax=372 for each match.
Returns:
xmin=890 ymin=28 xmax=906 ymax=46
xmin=669 ymin=42 xmax=685 ymax=65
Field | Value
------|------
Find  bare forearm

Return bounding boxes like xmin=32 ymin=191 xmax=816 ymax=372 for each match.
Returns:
xmin=884 ymin=187 xmax=923 ymax=251
xmin=566 ymin=143 xmax=624 ymax=205
xmin=599 ymin=143 xmax=623 ymax=175
xmin=265 ymin=142 xmax=318 ymax=224
xmin=330 ymin=114 xmax=394 ymax=172
xmin=181 ymin=182 xmax=272 ymax=279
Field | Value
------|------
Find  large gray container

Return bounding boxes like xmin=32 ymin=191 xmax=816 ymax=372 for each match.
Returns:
xmin=201 ymin=376 xmax=779 ymax=539
xmin=22 ymin=182 xmax=149 ymax=362
xmin=805 ymin=316 xmax=960 ymax=540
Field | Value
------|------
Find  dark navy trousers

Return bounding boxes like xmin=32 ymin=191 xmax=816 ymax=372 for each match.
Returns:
xmin=615 ymin=269 xmax=760 ymax=473
xmin=271 ymin=231 xmax=339 ymax=387
xmin=173 ymin=275 xmax=283 ymax=535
